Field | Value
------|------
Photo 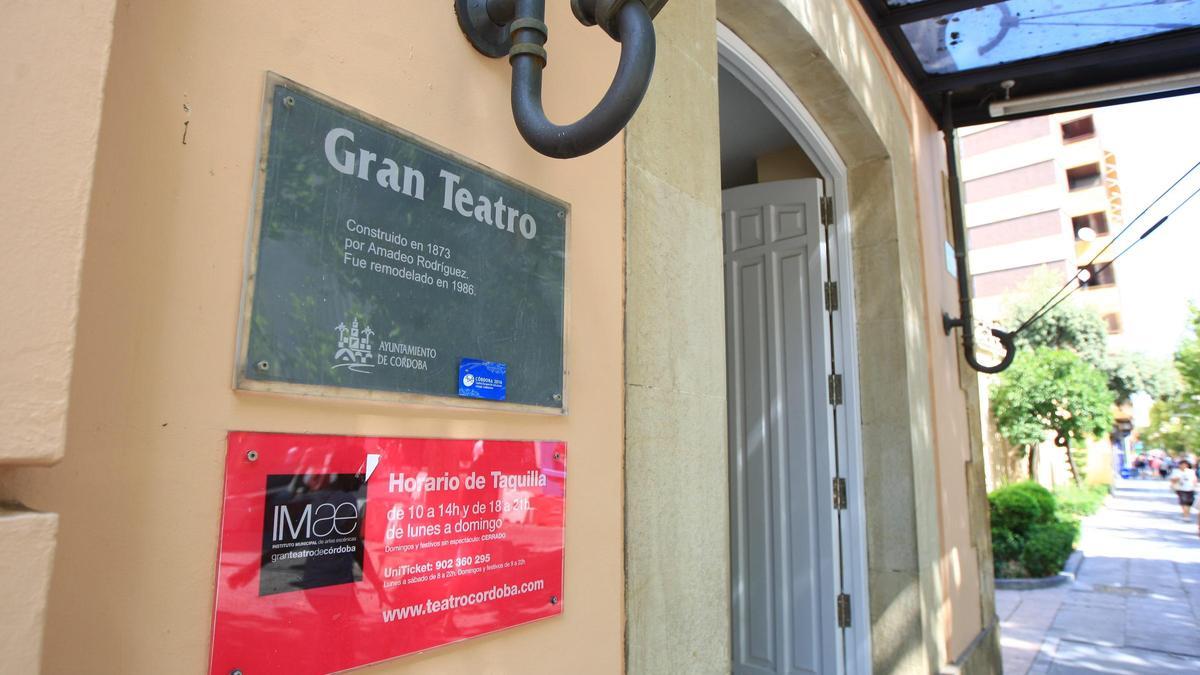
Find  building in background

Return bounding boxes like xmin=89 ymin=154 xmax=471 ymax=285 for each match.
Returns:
xmin=960 ymin=112 xmax=1128 ymax=346
xmin=963 ymin=112 xmax=1135 ymax=491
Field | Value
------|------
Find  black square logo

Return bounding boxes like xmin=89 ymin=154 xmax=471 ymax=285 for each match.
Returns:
xmin=259 ymin=474 xmax=366 ymax=596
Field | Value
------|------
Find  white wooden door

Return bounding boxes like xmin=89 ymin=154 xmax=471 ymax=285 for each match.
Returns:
xmin=724 ymin=179 xmax=841 ymax=675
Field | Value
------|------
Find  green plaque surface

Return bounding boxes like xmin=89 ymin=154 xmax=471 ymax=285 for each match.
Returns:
xmin=238 ymin=75 xmax=566 ymax=410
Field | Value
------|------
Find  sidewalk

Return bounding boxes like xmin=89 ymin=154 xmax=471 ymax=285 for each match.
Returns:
xmin=996 ymin=478 xmax=1200 ymax=674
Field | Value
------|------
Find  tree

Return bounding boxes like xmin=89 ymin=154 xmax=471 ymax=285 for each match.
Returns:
xmin=1141 ymin=305 xmax=1200 ymax=453
xmin=1177 ymin=304 xmax=1200 ymax=392
xmin=1105 ymin=350 xmax=1181 ymax=404
xmin=991 ymin=348 xmax=1116 ymax=485
xmin=1007 ymin=300 xmax=1109 ymax=365
xmin=1004 ymin=289 xmax=1178 ymax=404
xmin=1142 ymin=396 xmax=1200 ymax=454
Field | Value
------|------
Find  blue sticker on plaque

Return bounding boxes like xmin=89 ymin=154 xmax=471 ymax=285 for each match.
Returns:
xmin=458 ymin=359 xmax=507 ymax=401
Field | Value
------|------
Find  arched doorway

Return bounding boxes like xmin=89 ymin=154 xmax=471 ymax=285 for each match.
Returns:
xmin=718 ymin=24 xmax=871 ymax=675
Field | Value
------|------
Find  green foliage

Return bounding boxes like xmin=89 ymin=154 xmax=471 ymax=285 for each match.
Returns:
xmin=988 ymin=481 xmax=1055 ymax=534
xmin=1020 ymin=521 xmax=1079 ymax=578
xmin=989 ymin=482 xmax=1083 ymax=578
xmin=1143 ymin=394 xmax=1200 ymax=454
xmin=1007 ymin=298 xmax=1109 ymax=365
xmin=989 ymin=490 xmax=1041 ymax=535
xmin=1177 ymin=304 xmax=1200 ymax=392
xmin=991 ymin=527 xmax=1022 ymax=567
xmin=1140 ymin=305 xmax=1200 ymax=453
xmin=991 ymin=348 xmax=1116 ymax=449
xmin=1003 ymin=272 xmax=1179 ymax=404
xmin=1105 ymin=351 xmax=1182 ymax=404
xmin=1053 ymin=483 xmax=1108 ymax=519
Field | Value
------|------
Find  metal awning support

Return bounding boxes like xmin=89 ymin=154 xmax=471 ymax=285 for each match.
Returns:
xmin=939 ymin=91 xmax=1017 ymax=374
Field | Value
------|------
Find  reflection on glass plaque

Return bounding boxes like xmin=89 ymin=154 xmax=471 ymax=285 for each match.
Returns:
xmin=237 ymin=74 xmax=567 ymax=411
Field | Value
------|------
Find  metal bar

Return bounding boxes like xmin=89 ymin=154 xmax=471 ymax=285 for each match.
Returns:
xmin=942 ymin=90 xmax=972 ymax=345
xmin=955 ymin=83 xmax=1200 ymax=128
xmin=940 ymin=91 xmax=1016 ymax=373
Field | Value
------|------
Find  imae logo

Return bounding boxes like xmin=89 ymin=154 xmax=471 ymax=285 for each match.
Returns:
xmin=259 ymin=473 xmax=366 ymax=596
xmin=271 ymin=498 xmax=359 ymax=542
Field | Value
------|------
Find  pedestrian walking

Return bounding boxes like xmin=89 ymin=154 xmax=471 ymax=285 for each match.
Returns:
xmin=1167 ymin=459 xmax=1196 ymax=520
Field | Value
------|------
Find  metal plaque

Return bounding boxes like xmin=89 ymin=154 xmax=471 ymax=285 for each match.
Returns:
xmin=237 ymin=74 xmax=567 ymax=411
xmin=210 ymin=431 xmax=567 ymax=675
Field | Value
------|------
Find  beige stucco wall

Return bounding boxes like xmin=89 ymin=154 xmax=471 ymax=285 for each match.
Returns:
xmin=0 ymin=0 xmax=116 ymax=465
xmin=0 ymin=506 xmax=59 ymax=673
xmin=4 ymin=2 xmax=627 ymax=673
xmin=0 ymin=2 xmax=117 ymax=672
xmin=914 ymin=118 xmax=995 ymax=666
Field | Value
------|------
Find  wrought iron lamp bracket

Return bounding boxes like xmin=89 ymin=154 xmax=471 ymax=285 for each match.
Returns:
xmin=455 ymin=0 xmax=668 ymax=159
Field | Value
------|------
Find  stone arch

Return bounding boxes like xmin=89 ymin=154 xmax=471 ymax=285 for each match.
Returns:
xmin=717 ymin=2 xmax=946 ymax=673
xmin=623 ymin=1 xmax=947 ymax=673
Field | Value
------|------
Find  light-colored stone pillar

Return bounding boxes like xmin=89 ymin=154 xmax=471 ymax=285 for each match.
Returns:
xmin=624 ymin=1 xmax=730 ymax=672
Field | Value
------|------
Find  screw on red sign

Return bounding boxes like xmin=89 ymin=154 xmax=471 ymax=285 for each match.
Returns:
xmin=210 ymin=432 xmax=567 ymax=675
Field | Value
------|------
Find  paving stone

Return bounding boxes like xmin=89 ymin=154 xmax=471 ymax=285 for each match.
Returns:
xmin=999 ymin=479 xmax=1200 ymax=674
xmin=1047 ymin=640 xmax=1198 ymax=674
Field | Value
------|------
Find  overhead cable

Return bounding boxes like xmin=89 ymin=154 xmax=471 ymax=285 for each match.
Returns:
xmin=1011 ymin=158 xmax=1200 ymax=335
xmin=1014 ymin=181 xmax=1200 ymax=335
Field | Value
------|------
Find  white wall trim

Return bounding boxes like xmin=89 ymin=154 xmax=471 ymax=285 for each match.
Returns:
xmin=717 ymin=23 xmax=873 ymax=675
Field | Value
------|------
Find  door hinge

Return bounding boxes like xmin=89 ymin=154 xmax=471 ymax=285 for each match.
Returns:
xmin=824 ymin=281 xmax=839 ymax=311
xmin=820 ymin=196 xmax=834 ymax=226
xmin=828 ymin=373 xmax=843 ymax=406
xmin=837 ymin=593 xmax=852 ymax=628
xmin=833 ymin=476 xmax=848 ymax=510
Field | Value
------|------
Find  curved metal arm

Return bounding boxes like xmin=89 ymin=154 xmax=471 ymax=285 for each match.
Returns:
xmin=456 ymin=0 xmax=661 ymax=159
xmin=974 ymin=328 xmax=1017 ymax=375
xmin=510 ymin=0 xmax=656 ymax=158
xmin=940 ymin=89 xmax=1019 ymax=374
xmin=943 ymin=315 xmax=1018 ymax=374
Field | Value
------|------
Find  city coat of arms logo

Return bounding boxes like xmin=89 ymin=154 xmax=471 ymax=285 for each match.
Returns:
xmin=332 ymin=318 xmax=375 ymax=373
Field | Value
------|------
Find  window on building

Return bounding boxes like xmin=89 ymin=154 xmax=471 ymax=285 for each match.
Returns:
xmin=1078 ymin=264 xmax=1117 ymax=288
xmin=1067 ymin=164 xmax=1102 ymax=191
xmin=1103 ymin=313 xmax=1123 ymax=334
xmin=1072 ymin=212 xmax=1110 ymax=240
xmin=1061 ymin=116 xmax=1095 ymax=143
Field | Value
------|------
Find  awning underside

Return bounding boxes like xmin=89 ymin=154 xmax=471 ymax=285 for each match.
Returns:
xmin=858 ymin=0 xmax=1200 ymax=127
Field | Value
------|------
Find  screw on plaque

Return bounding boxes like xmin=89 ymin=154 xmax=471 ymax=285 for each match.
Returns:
xmin=552 ymin=393 xmax=562 ymax=401
xmin=256 ymin=360 xmax=270 ymax=372
xmin=557 ymin=210 xmax=565 ymax=218
xmin=553 ymin=452 xmax=562 ymax=460
xmin=283 ymin=95 xmax=295 ymax=107
xmin=550 ymin=595 xmax=559 ymax=605
xmin=246 ymin=450 xmax=259 ymax=462
xmin=231 ymin=670 xmax=243 ymax=675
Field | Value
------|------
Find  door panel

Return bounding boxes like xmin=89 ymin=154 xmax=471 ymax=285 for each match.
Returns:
xmin=725 ymin=180 xmax=837 ymax=675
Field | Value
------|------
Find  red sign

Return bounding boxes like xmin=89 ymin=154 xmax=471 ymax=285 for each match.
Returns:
xmin=210 ymin=432 xmax=566 ymax=674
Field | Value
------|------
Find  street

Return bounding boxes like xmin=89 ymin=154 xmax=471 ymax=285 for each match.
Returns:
xmin=997 ymin=478 xmax=1200 ymax=673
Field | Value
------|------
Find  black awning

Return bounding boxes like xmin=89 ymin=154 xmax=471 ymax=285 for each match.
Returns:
xmin=858 ymin=0 xmax=1200 ymax=128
